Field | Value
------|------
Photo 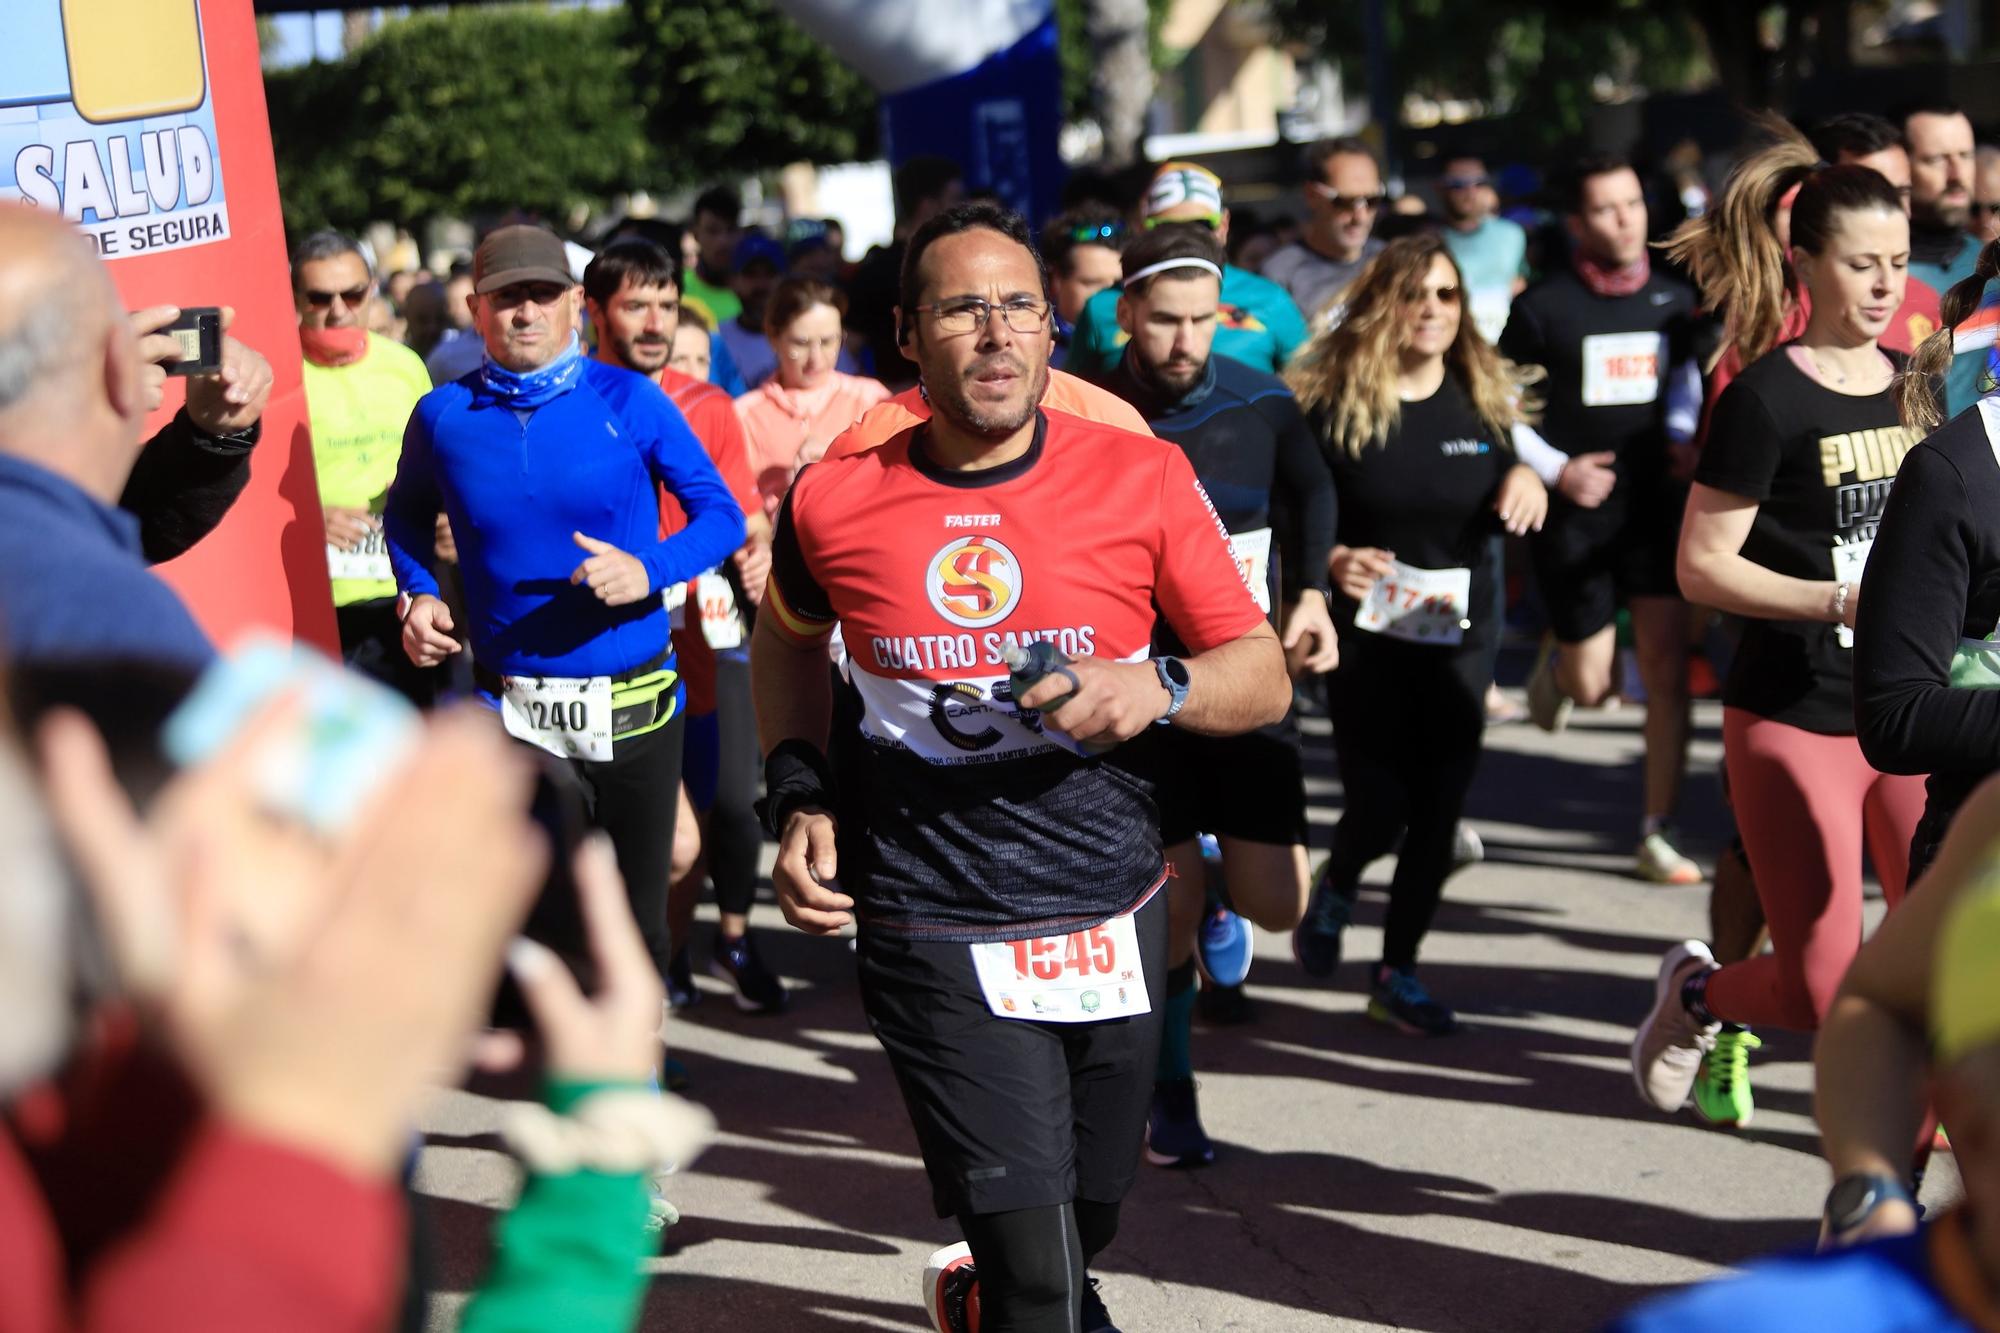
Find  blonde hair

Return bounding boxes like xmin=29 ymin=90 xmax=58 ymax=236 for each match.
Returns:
xmin=1659 ymin=113 xmax=1818 ymax=372
xmin=1899 ymin=239 xmax=2000 ymax=432
xmin=1286 ymin=234 xmax=1536 ymax=456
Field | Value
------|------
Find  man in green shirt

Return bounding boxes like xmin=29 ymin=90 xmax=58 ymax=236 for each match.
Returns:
xmin=683 ymin=185 xmax=744 ymax=328
xmin=294 ymin=230 xmax=439 ymax=703
xmin=1065 ymin=161 xmax=1308 ymax=376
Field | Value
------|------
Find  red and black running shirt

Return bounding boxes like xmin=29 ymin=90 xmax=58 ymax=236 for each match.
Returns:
xmin=767 ymin=410 xmax=1265 ymax=941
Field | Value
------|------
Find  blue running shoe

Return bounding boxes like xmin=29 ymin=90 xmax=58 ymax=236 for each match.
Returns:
xmin=1367 ymin=965 xmax=1458 ymax=1036
xmin=1292 ymin=863 xmax=1352 ymax=979
xmin=1196 ymin=905 xmax=1255 ymax=987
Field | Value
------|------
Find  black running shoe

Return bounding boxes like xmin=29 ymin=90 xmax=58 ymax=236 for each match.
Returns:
xmin=1197 ymin=978 xmax=1256 ymax=1026
xmin=666 ymin=947 xmax=701 ymax=1010
xmin=1368 ymin=965 xmax=1458 ymax=1036
xmin=1145 ymin=1077 xmax=1216 ymax=1168
xmin=1081 ymin=1276 xmax=1122 ymax=1332
xmin=1292 ymin=865 xmax=1352 ymax=979
xmin=709 ymin=932 xmax=788 ymax=1014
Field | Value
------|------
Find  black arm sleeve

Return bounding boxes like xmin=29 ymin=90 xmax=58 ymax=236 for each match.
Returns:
xmin=1260 ymin=392 xmax=1335 ymax=599
xmin=1854 ymin=443 xmax=2000 ymax=774
xmin=118 ymin=410 xmax=259 ymax=565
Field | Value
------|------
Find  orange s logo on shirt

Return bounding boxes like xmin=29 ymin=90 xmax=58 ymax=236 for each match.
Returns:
xmin=928 ymin=536 xmax=1022 ymax=628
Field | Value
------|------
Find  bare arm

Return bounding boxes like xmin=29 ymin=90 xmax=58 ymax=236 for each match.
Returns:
xmin=1175 ymin=622 xmax=1291 ymax=735
xmin=749 ymin=614 xmax=849 ymax=935
xmin=1813 ymin=774 xmax=2000 ymax=1241
xmin=1677 ymin=483 xmax=1850 ymax=626
xmin=750 ymin=613 xmax=831 ymax=755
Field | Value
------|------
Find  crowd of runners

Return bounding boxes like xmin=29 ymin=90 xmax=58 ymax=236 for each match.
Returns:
xmin=8 ymin=95 xmax=2000 ymax=1333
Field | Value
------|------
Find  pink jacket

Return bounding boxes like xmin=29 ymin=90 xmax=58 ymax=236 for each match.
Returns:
xmin=734 ymin=372 xmax=893 ymax=519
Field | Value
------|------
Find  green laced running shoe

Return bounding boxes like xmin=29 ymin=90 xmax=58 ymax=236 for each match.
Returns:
xmin=1693 ymin=1027 xmax=1762 ymax=1127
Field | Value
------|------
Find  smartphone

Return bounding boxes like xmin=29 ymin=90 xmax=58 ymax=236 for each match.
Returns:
xmin=161 ymin=306 xmax=223 ymax=377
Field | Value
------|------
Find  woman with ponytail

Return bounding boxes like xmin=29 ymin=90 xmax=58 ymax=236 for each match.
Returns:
xmin=1633 ymin=165 xmax=1928 ymax=1130
xmin=1853 ymin=233 xmax=2000 ymax=885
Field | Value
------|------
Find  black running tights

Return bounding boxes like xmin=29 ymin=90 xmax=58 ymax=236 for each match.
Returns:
xmin=1322 ymin=629 xmax=1487 ymax=969
xmin=955 ymin=1199 xmax=1121 ymax=1332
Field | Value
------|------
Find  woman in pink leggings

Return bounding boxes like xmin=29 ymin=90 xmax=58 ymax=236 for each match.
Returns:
xmin=1631 ymin=160 xmax=1927 ymax=1129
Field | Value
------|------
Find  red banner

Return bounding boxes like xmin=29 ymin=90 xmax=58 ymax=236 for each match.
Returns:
xmin=5 ymin=0 xmax=336 ymax=652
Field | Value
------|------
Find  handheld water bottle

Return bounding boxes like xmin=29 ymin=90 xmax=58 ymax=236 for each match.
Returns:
xmin=1001 ymin=642 xmax=1115 ymax=755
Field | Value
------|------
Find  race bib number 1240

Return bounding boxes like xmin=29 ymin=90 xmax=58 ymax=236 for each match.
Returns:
xmin=500 ymin=674 xmax=613 ymax=762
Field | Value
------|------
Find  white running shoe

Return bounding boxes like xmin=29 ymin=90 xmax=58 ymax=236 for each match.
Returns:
xmin=1631 ymin=940 xmax=1721 ymax=1112
xmin=922 ymin=1241 xmax=979 ymax=1333
xmin=1636 ymin=831 xmax=1705 ymax=886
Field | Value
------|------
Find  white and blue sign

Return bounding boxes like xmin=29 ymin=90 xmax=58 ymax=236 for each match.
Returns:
xmin=2 ymin=0 xmax=231 ymax=259
xmin=773 ymin=0 xmax=1065 ymax=226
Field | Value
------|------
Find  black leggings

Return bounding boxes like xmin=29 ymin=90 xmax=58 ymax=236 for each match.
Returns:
xmin=1323 ymin=629 xmax=1487 ymax=969
xmin=575 ymin=710 xmax=685 ymax=980
xmin=956 ymin=1200 xmax=1121 ymax=1332
xmin=709 ymin=654 xmax=762 ymax=917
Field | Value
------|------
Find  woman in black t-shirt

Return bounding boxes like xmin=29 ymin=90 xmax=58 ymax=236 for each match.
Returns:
xmin=1286 ymin=234 xmax=1548 ymax=1036
xmin=1634 ymin=166 xmax=1928 ymax=1122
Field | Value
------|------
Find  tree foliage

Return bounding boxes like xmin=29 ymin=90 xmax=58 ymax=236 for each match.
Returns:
xmin=265 ymin=7 xmax=652 ymax=235
xmin=1266 ymin=0 xmax=1717 ymax=146
xmin=265 ymin=0 xmax=881 ymax=237
xmin=624 ymin=0 xmax=878 ymax=181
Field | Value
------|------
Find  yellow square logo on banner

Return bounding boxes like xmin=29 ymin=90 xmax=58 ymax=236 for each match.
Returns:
xmin=63 ymin=0 xmax=206 ymax=124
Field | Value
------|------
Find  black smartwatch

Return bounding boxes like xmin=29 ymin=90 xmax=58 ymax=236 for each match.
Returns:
xmin=1823 ymin=1172 xmax=1914 ymax=1235
xmin=1151 ymin=656 xmax=1191 ymax=723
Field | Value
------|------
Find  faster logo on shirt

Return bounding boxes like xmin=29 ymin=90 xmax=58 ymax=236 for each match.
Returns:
xmin=928 ymin=536 xmax=1022 ymax=628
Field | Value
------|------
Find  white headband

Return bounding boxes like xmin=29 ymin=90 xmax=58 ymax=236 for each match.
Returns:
xmin=1123 ymin=258 xmax=1223 ymax=287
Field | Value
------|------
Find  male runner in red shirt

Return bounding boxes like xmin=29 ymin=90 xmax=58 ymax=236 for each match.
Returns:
xmin=752 ymin=201 xmax=1290 ymax=1332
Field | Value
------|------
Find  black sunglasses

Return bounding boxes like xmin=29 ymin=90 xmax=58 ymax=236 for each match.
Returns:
xmin=1441 ymin=175 xmax=1490 ymax=191
xmin=303 ymin=285 xmax=371 ymax=308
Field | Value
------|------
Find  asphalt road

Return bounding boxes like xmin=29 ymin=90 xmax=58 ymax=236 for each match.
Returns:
xmin=415 ymin=678 xmax=1957 ymax=1332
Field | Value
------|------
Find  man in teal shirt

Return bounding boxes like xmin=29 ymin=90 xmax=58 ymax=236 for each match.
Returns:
xmin=1903 ymin=103 xmax=1982 ymax=295
xmin=1065 ymin=162 xmax=1308 ymax=376
xmin=1438 ymin=155 xmax=1528 ymax=344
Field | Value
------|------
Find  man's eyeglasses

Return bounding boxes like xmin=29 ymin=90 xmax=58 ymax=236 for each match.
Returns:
xmin=914 ymin=297 xmax=1051 ymax=335
xmin=303 ymin=285 xmax=372 ymax=308
xmin=1067 ymin=221 xmax=1125 ymax=245
xmin=1309 ymin=184 xmax=1388 ymax=212
xmin=1441 ymin=176 xmax=1490 ymax=191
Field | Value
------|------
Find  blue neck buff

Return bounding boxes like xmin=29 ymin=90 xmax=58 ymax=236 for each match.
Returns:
xmin=481 ymin=333 xmax=584 ymax=408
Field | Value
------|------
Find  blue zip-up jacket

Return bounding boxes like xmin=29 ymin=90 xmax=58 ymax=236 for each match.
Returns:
xmin=385 ymin=359 xmax=745 ymax=680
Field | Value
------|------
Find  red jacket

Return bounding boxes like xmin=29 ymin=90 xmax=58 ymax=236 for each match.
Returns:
xmin=1 ymin=1035 xmax=401 ymax=1333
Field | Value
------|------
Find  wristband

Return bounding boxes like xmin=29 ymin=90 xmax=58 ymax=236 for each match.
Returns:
xmin=1832 ymin=581 xmax=1852 ymax=624
xmin=759 ymin=738 xmax=836 ymax=839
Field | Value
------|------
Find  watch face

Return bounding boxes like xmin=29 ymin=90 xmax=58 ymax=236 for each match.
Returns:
xmin=1163 ymin=657 xmax=1192 ymax=688
xmin=1827 ymin=1175 xmax=1893 ymax=1229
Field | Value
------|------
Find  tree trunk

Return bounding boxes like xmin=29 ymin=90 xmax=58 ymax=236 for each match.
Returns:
xmin=1688 ymin=0 xmax=1772 ymax=107
xmin=1088 ymin=0 xmax=1152 ymax=168
xmin=341 ymin=11 xmax=374 ymax=56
